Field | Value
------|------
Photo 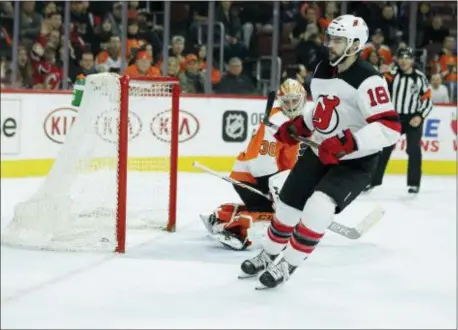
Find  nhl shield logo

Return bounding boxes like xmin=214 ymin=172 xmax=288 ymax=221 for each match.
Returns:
xmin=222 ymin=110 xmax=248 ymax=142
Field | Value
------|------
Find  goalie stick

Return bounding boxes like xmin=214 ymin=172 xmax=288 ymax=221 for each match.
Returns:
xmin=192 ymin=161 xmax=384 ymax=240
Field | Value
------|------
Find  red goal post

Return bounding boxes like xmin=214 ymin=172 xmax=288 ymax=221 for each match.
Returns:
xmin=116 ymin=75 xmax=180 ymax=253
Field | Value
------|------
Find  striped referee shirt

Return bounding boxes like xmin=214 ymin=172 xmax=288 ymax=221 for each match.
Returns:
xmin=384 ymin=67 xmax=433 ymax=118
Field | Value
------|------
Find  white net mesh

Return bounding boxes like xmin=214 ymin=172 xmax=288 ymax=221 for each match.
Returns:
xmin=1 ymin=73 xmax=178 ymax=252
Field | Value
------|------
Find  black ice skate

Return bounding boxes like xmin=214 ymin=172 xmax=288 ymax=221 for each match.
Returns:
xmin=256 ymin=258 xmax=297 ymax=290
xmin=239 ymin=249 xmax=277 ymax=279
xmin=408 ymin=186 xmax=420 ymax=194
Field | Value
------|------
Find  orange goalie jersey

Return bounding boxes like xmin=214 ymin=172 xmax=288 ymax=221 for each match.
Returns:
xmin=229 ymin=105 xmax=300 ymax=185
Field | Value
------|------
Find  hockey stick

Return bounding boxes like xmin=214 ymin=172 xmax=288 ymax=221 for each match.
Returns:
xmin=192 ymin=161 xmax=272 ymax=200
xmin=192 ymin=161 xmax=384 ymax=240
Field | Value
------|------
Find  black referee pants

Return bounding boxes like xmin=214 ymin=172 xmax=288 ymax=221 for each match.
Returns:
xmin=371 ymin=114 xmax=424 ymax=187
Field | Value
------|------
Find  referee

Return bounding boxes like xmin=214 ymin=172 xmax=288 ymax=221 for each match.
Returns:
xmin=368 ymin=47 xmax=433 ymax=194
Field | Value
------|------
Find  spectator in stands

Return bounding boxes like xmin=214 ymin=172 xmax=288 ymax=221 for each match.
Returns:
xmin=77 ymin=51 xmax=97 ymax=79
xmin=105 ymin=2 xmax=123 ymax=36
xmin=193 ymin=44 xmax=220 ymax=84
xmin=36 ymin=11 xmax=62 ymax=49
xmin=168 ymin=35 xmax=186 ymax=68
xmin=430 ymin=73 xmax=450 ymax=103
xmin=295 ymin=23 xmax=327 ymax=73
xmin=42 ymin=2 xmax=57 ymax=17
xmin=417 ymin=3 xmax=432 ymax=26
xmin=33 ymin=45 xmax=62 ymax=89
xmin=126 ymin=19 xmax=146 ymax=59
xmin=70 ymin=1 xmax=95 ymax=50
xmin=0 ymin=57 xmax=10 ymax=89
xmin=178 ymin=54 xmax=206 ymax=94
xmin=366 ymin=50 xmax=382 ymax=71
xmin=136 ymin=9 xmax=162 ymax=60
xmin=36 ymin=12 xmax=62 ymax=49
xmin=10 ymin=45 xmax=33 ymax=89
xmin=20 ymin=1 xmax=42 ymax=45
xmin=439 ymin=36 xmax=457 ymax=83
xmin=439 ymin=36 xmax=457 ymax=102
xmin=318 ymin=1 xmax=339 ymax=31
xmin=93 ymin=18 xmax=113 ymax=55
xmin=129 ymin=43 xmax=159 ymax=69
xmin=164 ymin=56 xmax=180 ymax=77
xmin=292 ymin=5 xmax=322 ymax=44
xmin=124 ymin=49 xmax=161 ymax=78
xmin=96 ymin=35 xmax=122 ymax=73
xmin=215 ymin=1 xmax=248 ymax=61
xmin=361 ymin=29 xmax=393 ymax=66
xmin=372 ymin=3 xmax=403 ymax=47
xmin=214 ymin=56 xmax=255 ymax=95
xmin=281 ymin=64 xmax=307 ymax=87
xmin=422 ymin=15 xmax=450 ymax=46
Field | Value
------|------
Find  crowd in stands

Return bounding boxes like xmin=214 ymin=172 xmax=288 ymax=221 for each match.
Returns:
xmin=0 ymin=1 xmax=456 ymax=102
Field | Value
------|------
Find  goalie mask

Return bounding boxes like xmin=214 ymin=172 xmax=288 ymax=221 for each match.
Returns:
xmin=278 ymin=79 xmax=307 ymax=119
xmin=325 ymin=14 xmax=369 ymax=66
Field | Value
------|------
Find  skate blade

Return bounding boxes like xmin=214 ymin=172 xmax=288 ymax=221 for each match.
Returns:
xmin=255 ymin=284 xmax=274 ymax=290
xmin=237 ymin=272 xmax=258 ymax=280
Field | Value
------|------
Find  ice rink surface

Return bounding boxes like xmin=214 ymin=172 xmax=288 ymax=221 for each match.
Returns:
xmin=1 ymin=174 xmax=456 ymax=329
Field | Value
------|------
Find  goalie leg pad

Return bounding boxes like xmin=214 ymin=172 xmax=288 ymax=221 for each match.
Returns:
xmin=216 ymin=211 xmax=271 ymax=250
xmin=200 ymin=203 xmax=246 ymax=234
xmin=216 ymin=203 xmax=247 ymax=223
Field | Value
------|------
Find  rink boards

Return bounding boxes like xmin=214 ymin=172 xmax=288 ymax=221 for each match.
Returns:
xmin=1 ymin=91 xmax=456 ymax=178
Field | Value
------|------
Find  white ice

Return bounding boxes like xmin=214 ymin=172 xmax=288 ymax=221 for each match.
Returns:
xmin=1 ymin=173 xmax=456 ymax=329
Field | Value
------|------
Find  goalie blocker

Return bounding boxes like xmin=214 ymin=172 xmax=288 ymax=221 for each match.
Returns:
xmin=200 ymin=79 xmax=307 ymax=250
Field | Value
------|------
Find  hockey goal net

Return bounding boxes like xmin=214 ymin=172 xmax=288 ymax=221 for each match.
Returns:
xmin=1 ymin=73 xmax=180 ymax=253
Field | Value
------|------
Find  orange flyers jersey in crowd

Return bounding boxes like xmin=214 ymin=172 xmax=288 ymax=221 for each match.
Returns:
xmin=229 ymin=102 xmax=300 ymax=185
xmin=124 ymin=64 xmax=161 ymax=78
xmin=361 ymin=43 xmax=393 ymax=65
xmin=440 ymin=53 xmax=457 ymax=82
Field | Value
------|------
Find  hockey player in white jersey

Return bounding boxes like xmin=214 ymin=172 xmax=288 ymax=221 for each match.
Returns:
xmin=239 ymin=15 xmax=402 ymax=289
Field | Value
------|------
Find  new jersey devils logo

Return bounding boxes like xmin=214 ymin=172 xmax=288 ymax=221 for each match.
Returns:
xmin=312 ymin=95 xmax=340 ymax=134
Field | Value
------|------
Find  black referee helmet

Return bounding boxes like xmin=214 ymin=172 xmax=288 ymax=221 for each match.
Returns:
xmin=396 ymin=47 xmax=414 ymax=59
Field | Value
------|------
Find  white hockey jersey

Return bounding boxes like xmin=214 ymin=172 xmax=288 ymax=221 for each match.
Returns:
xmin=304 ymin=58 xmax=401 ymax=160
